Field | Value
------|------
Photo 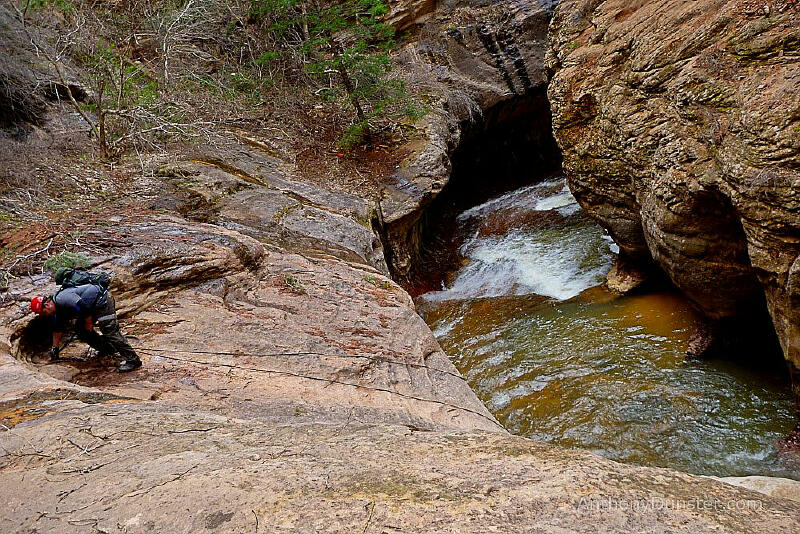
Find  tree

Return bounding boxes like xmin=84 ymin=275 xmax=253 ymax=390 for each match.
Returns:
xmin=251 ymin=0 xmax=419 ymax=147
xmin=11 ymin=0 xmax=218 ymax=162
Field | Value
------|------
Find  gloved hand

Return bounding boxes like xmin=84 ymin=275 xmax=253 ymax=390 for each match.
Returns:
xmin=48 ymin=346 xmax=61 ymax=360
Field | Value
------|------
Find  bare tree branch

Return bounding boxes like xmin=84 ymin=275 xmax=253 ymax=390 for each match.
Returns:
xmin=12 ymin=5 xmax=98 ymax=139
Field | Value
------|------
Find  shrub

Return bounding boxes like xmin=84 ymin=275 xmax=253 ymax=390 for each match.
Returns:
xmin=283 ymin=274 xmax=307 ymax=294
xmin=43 ymin=251 xmax=91 ymax=272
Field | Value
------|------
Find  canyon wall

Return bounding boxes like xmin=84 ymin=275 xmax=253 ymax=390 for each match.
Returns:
xmin=2 ymin=129 xmax=800 ymax=534
xmin=3 ymin=1 xmax=800 ymax=530
xmin=548 ymin=0 xmax=800 ymax=391
xmin=379 ymin=0 xmax=557 ymax=282
xmin=3 ymin=136 xmax=799 ymax=532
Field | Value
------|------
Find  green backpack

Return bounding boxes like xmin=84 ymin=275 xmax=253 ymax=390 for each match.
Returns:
xmin=54 ymin=267 xmax=112 ymax=290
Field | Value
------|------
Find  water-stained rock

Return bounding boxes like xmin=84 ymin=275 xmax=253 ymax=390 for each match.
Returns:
xmin=548 ymin=0 xmax=800 ymax=399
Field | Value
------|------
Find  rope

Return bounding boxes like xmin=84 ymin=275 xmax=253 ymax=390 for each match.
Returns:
xmin=135 ymin=347 xmax=502 ymax=429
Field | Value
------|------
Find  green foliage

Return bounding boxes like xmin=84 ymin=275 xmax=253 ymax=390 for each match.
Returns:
xmin=283 ymin=274 xmax=307 ymax=294
xmin=403 ymin=99 xmax=427 ymax=122
xmin=364 ymin=274 xmax=391 ymax=289
xmin=84 ymin=42 xmax=160 ymax=109
xmin=182 ymin=71 xmax=264 ymax=101
xmin=339 ymin=120 xmax=369 ymax=149
xmin=79 ymin=101 xmax=99 ymax=113
xmin=43 ymin=251 xmax=91 ymax=272
xmin=228 ymin=71 xmax=259 ymax=95
xmin=20 ymin=0 xmax=75 ymax=14
xmin=272 ymin=202 xmax=298 ymax=222
xmin=75 ymin=40 xmax=209 ymax=156
xmin=255 ymin=51 xmax=282 ymax=66
xmin=250 ymin=0 xmax=424 ymax=147
xmin=249 ymin=0 xmax=298 ymax=21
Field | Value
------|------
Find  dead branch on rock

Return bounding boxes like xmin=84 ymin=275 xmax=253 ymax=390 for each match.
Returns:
xmin=63 ymin=438 xmax=106 ymax=462
xmin=362 ymin=501 xmax=376 ymax=534
xmin=166 ymin=427 xmax=218 ymax=434
xmin=0 ymin=423 xmax=54 ymax=463
xmin=124 ymin=463 xmax=198 ymax=498
xmin=0 ymin=237 xmax=53 ymax=287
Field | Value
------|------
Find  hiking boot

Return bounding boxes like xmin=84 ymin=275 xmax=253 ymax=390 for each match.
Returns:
xmin=117 ymin=359 xmax=142 ymax=373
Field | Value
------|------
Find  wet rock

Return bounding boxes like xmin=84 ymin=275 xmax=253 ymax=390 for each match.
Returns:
xmin=777 ymin=427 xmax=800 ymax=454
xmin=548 ymin=0 xmax=800 ymax=392
xmin=686 ymin=310 xmax=785 ymax=362
xmin=605 ymin=255 xmax=649 ymax=294
xmin=686 ymin=322 xmax=718 ymax=360
xmin=379 ymin=0 xmax=555 ymax=281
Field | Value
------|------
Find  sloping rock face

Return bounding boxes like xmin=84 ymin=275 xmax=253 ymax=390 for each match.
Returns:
xmin=3 ymin=139 xmax=800 ymax=532
xmin=1 ymin=144 xmax=495 ymax=434
xmin=548 ymin=0 xmax=800 ymax=392
xmin=2 ymin=1 xmax=800 ymax=531
xmin=4 ymin=404 xmax=800 ymax=533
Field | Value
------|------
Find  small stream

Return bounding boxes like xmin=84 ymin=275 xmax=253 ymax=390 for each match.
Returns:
xmin=418 ymin=177 xmax=800 ymax=479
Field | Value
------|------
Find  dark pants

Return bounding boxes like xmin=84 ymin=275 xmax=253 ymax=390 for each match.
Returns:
xmin=78 ymin=294 xmax=139 ymax=363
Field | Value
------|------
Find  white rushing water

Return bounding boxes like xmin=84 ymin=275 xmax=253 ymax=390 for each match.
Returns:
xmin=422 ymin=178 xmax=616 ymax=302
xmin=420 ymin=178 xmax=800 ymax=480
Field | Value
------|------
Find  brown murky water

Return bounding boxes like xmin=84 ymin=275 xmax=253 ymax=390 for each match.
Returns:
xmin=419 ymin=179 xmax=799 ymax=478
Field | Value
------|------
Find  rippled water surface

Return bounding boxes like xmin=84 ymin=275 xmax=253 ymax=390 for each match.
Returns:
xmin=419 ymin=178 xmax=799 ymax=478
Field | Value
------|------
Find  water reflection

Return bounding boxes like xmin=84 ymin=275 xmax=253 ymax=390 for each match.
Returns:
xmin=419 ymin=177 xmax=799 ymax=478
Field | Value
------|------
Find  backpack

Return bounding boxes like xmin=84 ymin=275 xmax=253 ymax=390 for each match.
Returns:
xmin=54 ymin=267 xmax=112 ymax=290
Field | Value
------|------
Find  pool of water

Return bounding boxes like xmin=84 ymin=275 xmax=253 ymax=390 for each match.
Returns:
xmin=418 ymin=178 xmax=799 ymax=479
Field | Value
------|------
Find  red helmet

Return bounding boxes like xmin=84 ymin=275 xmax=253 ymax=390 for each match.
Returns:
xmin=30 ymin=296 xmax=45 ymax=314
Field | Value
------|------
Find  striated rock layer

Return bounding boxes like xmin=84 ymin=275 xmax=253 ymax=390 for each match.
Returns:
xmin=2 ymin=136 xmax=799 ymax=532
xmin=548 ymin=0 xmax=800 ymax=399
xmin=2 ymin=1 xmax=800 ymax=531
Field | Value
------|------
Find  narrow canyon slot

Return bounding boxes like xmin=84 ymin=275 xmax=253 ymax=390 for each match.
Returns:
xmin=401 ymin=91 xmax=799 ymax=479
xmin=4 ymin=0 xmax=800 ymax=528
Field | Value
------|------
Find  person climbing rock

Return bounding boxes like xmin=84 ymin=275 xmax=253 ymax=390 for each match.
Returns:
xmin=30 ymin=281 xmax=142 ymax=373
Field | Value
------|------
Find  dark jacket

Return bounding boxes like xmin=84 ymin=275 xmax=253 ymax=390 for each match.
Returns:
xmin=52 ymin=284 xmax=109 ymax=332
